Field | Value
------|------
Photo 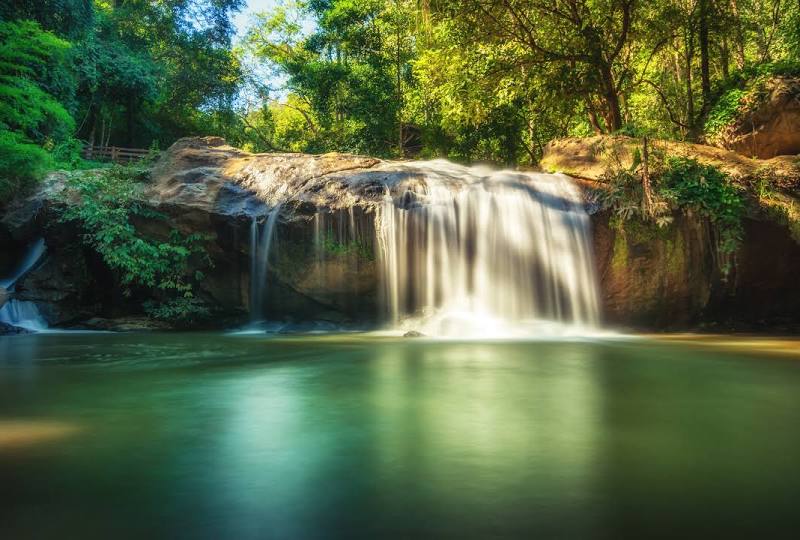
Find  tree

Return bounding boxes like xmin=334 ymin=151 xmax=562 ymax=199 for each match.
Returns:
xmin=0 ymin=20 xmax=74 ymax=199
xmin=0 ymin=0 xmax=94 ymax=39
xmin=0 ymin=20 xmax=74 ymax=142
xmin=445 ymin=0 xmax=636 ymax=133
xmin=245 ymin=0 xmax=415 ymax=156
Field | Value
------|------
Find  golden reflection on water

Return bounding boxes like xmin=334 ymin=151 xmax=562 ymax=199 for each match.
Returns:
xmin=0 ymin=420 xmax=82 ymax=450
xmin=648 ymin=334 xmax=800 ymax=359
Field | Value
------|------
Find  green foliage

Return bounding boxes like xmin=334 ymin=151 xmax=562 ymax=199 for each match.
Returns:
xmin=660 ymin=158 xmax=745 ymax=269
xmin=705 ymin=89 xmax=747 ymax=138
xmin=143 ymin=297 xmax=211 ymax=325
xmin=3 ymin=0 xmax=245 ymax=150
xmin=598 ymin=166 xmax=649 ymax=223
xmin=0 ymin=0 xmax=94 ymax=39
xmin=0 ymin=20 xmax=80 ymax=201
xmin=59 ymin=164 xmax=212 ymax=319
xmin=0 ymin=131 xmax=51 ymax=202
xmin=239 ymin=0 xmax=800 ymax=162
xmin=320 ymin=232 xmax=374 ymax=260
xmin=244 ymin=0 xmax=414 ymax=157
xmin=705 ymin=62 xmax=800 ymax=141
xmin=0 ymin=21 xmax=74 ymax=142
xmin=597 ymin=142 xmax=671 ymax=226
xmin=598 ymin=144 xmax=745 ymax=276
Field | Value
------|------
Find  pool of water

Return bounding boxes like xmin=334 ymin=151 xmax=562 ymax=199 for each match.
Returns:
xmin=1 ymin=333 xmax=799 ymax=538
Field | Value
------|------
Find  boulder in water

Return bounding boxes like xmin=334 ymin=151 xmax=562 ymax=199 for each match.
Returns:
xmin=0 ymin=321 xmax=31 ymax=335
xmin=74 ymin=317 xmax=173 ymax=332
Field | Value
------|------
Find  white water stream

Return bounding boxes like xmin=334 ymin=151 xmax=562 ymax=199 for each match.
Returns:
xmin=375 ymin=161 xmax=600 ymax=338
xmin=249 ymin=206 xmax=282 ymax=322
xmin=246 ymin=160 xmax=601 ymax=338
xmin=0 ymin=238 xmax=48 ymax=332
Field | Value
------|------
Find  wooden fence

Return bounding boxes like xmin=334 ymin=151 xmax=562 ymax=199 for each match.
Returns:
xmin=82 ymin=144 xmax=159 ymax=163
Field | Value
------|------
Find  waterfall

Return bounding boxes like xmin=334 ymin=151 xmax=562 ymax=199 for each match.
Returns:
xmin=0 ymin=300 xmax=48 ymax=332
xmin=249 ymin=206 xmax=282 ymax=321
xmin=0 ymin=238 xmax=45 ymax=290
xmin=0 ymin=238 xmax=48 ymax=332
xmin=375 ymin=160 xmax=600 ymax=338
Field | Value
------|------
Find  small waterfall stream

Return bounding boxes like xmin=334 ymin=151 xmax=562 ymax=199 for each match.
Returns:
xmin=375 ymin=161 xmax=600 ymax=337
xmin=249 ymin=206 xmax=282 ymax=321
xmin=0 ymin=238 xmax=48 ymax=332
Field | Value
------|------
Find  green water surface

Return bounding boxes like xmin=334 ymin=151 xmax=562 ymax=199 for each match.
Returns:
xmin=1 ymin=333 xmax=799 ymax=539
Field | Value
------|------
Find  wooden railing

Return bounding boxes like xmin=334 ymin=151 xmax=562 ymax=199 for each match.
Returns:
xmin=82 ymin=143 xmax=159 ymax=163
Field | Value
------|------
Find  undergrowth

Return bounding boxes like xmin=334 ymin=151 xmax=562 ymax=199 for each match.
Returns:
xmin=59 ymin=162 xmax=213 ymax=324
xmin=599 ymin=142 xmax=745 ymax=276
xmin=704 ymin=61 xmax=800 ymax=143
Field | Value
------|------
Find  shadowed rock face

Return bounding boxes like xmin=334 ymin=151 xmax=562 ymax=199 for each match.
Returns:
xmin=0 ymin=138 xmax=417 ymax=326
xmin=542 ymin=135 xmax=800 ymax=330
xmin=2 ymin=136 xmax=800 ymax=330
xmin=715 ymin=77 xmax=800 ymax=159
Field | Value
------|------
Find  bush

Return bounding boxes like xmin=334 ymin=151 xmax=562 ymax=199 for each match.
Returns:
xmin=0 ymin=130 xmax=51 ymax=202
xmin=59 ymin=163 xmax=212 ymax=321
xmin=144 ymin=297 xmax=211 ymax=326
xmin=705 ymin=61 xmax=800 ymax=141
xmin=660 ymin=157 xmax=745 ymax=272
xmin=598 ymin=145 xmax=745 ymax=276
xmin=704 ymin=89 xmax=747 ymax=139
xmin=597 ymin=141 xmax=671 ymax=226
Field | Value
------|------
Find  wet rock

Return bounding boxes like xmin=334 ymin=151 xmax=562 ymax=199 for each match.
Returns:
xmin=0 ymin=286 xmax=7 ymax=311
xmin=591 ymin=211 xmax=800 ymax=329
xmin=5 ymin=136 xmax=800 ymax=331
xmin=403 ymin=330 xmax=425 ymax=338
xmin=71 ymin=317 xmax=173 ymax=332
xmin=0 ymin=322 xmax=31 ymax=335
xmin=0 ymin=173 xmax=70 ymax=244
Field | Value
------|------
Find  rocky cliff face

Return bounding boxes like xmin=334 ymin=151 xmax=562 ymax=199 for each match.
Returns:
xmin=544 ymin=135 xmax=800 ymax=330
xmin=713 ymin=76 xmax=800 ymax=159
xmin=593 ymin=211 xmax=800 ymax=329
xmin=2 ymin=136 xmax=800 ymax=330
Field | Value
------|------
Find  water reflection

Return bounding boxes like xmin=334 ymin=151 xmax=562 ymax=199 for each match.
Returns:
xmin=1 ymin=334 xmax=800 ymax=538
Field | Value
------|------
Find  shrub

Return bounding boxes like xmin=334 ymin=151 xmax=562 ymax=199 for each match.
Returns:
xmin=143 ymin=297 xmax=211 ymax=325
xmin=597 ymin=141 xmax=671 ymax=226
xmin=704 ymin=89 xmax=747 ymax=139
xmin=598 ymin=143 xmax=745 ymax=276
xmin=59 ymin=163 xmax=212 ymax=322
xmin=660 ymin=157 xmax=745 ymax=272
xmin=704 ymin=61 xmax=800 ymax=142
xmin=0 ymin=130 xmax=51 ymax=202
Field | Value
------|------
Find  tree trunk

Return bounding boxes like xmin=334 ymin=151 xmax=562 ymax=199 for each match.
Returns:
xmin=699 ymin=0 xmax=712 ymax=116
xmin=641 ymin=136 xmax=654 ymax=218
xmin=729 ymin=0 xmax=746 ymax=69
xmin=599 ymin=63 xmax=623 ymax=132
xmin=720 ymin=38 xmax=730 ymax=79
xmin=684 ymin=27 xmax=695 ymax=130
xmin=586 ymin=100 xmax=604 ymax=134
xmin=395 ymin=1 xmax=404 ymax=157
xmin=126 ymin=98 xmax=135 ymax=147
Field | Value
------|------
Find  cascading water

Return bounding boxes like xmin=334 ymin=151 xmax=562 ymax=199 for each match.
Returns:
xmin=374 ymin=160 xmax=600 ymax=338
xmin=0 ymin=300 xmax=48 ymax=332
xmin=0 ymin=238 xmax=48 ymax=332
xmin=249 ymin=205 xmax=282 ymax=321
